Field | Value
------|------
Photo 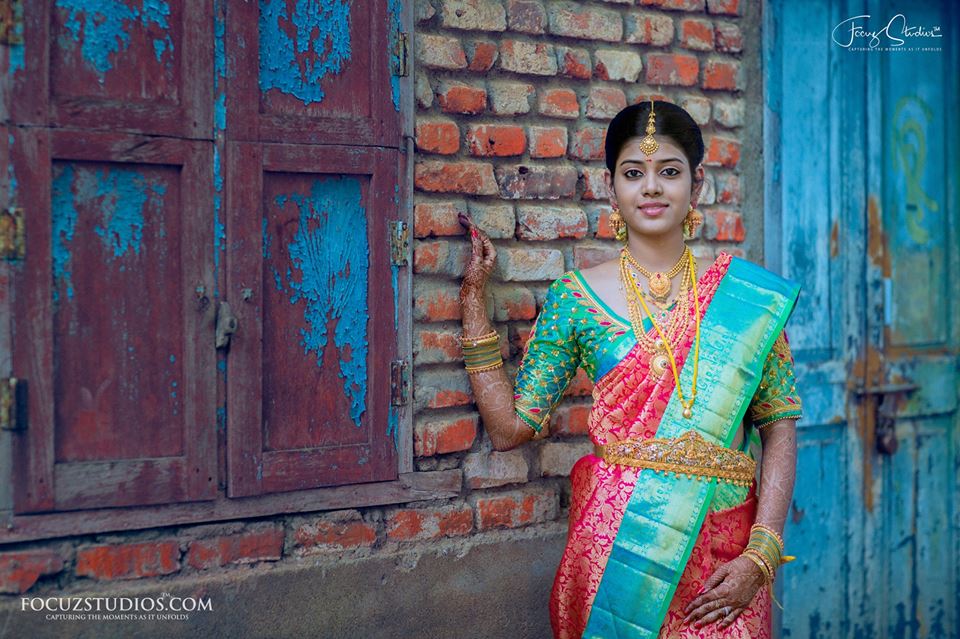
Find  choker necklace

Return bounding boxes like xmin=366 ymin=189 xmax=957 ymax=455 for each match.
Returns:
xmin=622 ymin=246 xmax=690 ymax=308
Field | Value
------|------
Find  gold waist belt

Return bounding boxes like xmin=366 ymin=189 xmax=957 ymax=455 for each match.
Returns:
xmin=594 ymin=430 xmax=756 ymax=486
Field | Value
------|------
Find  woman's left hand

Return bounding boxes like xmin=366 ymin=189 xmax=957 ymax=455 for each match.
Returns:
xmin=682 ymin=555 xmax=766 ymax=630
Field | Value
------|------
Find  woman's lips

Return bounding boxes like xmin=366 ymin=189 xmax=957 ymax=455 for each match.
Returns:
xmin=639 ymin=204 xmax=669 ymax=217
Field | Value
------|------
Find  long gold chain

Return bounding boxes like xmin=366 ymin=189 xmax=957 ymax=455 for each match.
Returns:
xmin=627 ymin=251 xmax=701 ymax=419
xmin=619 ymin=249 xmax=690 ymax=353
xmin=623 ymin=246 xmax=690 ymax=308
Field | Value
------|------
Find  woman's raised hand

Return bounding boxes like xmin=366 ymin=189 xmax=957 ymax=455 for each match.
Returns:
xmin=458 ymin=212 xmax=496 ymax=301
xmin=682 ymin=556 xmax=766 ymax=630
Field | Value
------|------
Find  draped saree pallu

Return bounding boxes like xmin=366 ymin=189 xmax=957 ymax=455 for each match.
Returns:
xmin=512 ymin=253 xmax=803 ymax=639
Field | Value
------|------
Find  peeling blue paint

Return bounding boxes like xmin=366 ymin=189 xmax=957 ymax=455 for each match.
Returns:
xmin=391 ymin=264 xmax=399 ymax=331
xmin=51 ymin=166 xmax=80 ymax=302
xmin=273 ymin=177 xmax=368 ymax=427
xmin=169 ymin=354 xmax=175 ymax=363
xmin=387 ymin=0 xmax=403 ymax=111
xmin=258 ymin=0 xmax=352 ymax=105
xmin=8 ymin=1 xmax=24 ymax=75
xmin=216 ymin=406 xmax=226 ymax=433
xmin=387 ymin=405 xmax=399 ymax=450
xmin=7 ymin=135 xmax=17 ymax=204
xmin=91 ymin=168 xmax=166 ymax=259
xmin=56 ymin=0 xmax=174 ymax=80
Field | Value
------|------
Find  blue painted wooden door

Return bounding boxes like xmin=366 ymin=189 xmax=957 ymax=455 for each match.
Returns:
xmin=764 ymin=1 xmax=958 ymax=636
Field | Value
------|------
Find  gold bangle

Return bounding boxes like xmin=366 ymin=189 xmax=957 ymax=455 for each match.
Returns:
xmin=459 ymin=329 xmax=499 ymax=347
xmin=742 ymin=549 xmax=773 ymax=584
xmin=465 ymin=360 xmax=504 ymax=374
xmin=751 ymin=523 xmax=785 ymax=548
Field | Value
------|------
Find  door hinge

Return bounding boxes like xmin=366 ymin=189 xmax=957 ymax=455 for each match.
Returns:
xmin=0 ymin=377 xmax=27 ymax=431
xmin=394 ymin=31 xmax=409 ymax=77
xmin=390 ymin=359 xmax=409 ymax=406
xmin=0 ymin=207 xmax=25 ymax=261
xmin=0 ymin=0 xmax=23 ymax=46
xmin=389 ymin=220 xmax=408 ymax=266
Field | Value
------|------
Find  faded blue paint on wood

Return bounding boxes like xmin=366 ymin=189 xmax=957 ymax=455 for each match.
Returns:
xmin=55 ymin=0 xmax=174 ymax=78
xmin=272 ymin=177 xmax=369 ymax=427
xmin=7 ymin=0 xmax=24 ymax=75
xmin=258 ymin=0 xmax=352 ymax=105
xmin=51 ymin=166 xmax=80 ymax=302
xmin=387 ymin=0 xmax=403 ymax=111
xmin=6 ymin=134 xmax=16 ymax=204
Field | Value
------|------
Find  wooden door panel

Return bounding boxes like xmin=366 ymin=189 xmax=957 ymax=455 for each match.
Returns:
xmin=227 ymin=0 xmax=402 ymax=146
xmin=226 ymin=143 xmax=399 ymax=497
xmin=12 ymin=1 xmax=212 ymax=138
xmin=11 ymin=128 xmax=217 ymax=513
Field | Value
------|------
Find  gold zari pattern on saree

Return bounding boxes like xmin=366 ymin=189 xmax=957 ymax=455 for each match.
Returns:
xmin=595 ymin=429 xmax=756 ymax=486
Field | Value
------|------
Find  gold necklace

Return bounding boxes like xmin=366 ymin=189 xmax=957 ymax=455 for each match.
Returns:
xmin=627 ymin=251 xmax=701 ymax=419
xmin=619 ymin=255 xmax=691 ymax=376
xmin=622 ymin=246 xmax=689 ymax=307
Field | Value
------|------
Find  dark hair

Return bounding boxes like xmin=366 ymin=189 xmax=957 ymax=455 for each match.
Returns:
xmin=604 ymin=101 xmax=705 ymax=177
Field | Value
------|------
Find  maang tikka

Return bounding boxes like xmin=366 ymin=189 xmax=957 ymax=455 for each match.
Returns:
xmin=638 ymin=97 xmax=659 ymax=156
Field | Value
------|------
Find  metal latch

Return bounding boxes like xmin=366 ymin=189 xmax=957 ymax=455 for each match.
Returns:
xmin=0 ymin=377 xmax=27 ymax=431
xmin=390 ymin=360 xmax=409 ymax=406
xmin=394 ymin=31 xmax=408 ymax=77
xmin=389 ymin=220 xmax=408 ymax=266
xmin=0 ymin=0 xmax=23 ymax=46
xmin=215 ymin=301 xmax=238 ymax=349
xmin=0 ymin=207 xmax=25 ymax=261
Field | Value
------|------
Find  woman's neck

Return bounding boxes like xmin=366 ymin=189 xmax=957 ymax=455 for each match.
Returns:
xmin=624 ymin=231 xmax=687 ymax=272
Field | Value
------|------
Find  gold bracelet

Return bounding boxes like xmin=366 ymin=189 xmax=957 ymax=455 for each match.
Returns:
xmin=459 ymin=329 xmax=499 ymax=347
xmin=465 ymin=360 xmax=504 ymax=374
xmin=742 ymin=549 xmax=773 ymax=584
xmin=750 ymin=523 xmax=785 ymax=548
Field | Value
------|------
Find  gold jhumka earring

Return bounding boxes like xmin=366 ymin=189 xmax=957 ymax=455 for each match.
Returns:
xmin=608 ymin=205 xmax=628 ymax=242
xmin=683 ymin=205 xmax=703 ymax=239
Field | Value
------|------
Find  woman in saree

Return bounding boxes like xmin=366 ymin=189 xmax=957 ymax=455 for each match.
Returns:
xmin=457 ymin=100 xmax=801 ymax=639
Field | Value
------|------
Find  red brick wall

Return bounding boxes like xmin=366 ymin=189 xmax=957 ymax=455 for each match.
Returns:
xmin=0 ymin=0 xmax=751 ymax=605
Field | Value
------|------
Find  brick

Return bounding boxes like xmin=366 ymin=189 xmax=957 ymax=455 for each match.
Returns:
xmin=499 ymin=40 xmax=557 ymax=76
xmin=490 ymin=284 xmax=537 ymax=320
xmin=625 ymin=12 xmax=674 ymax=46
xmin=413 ymin=279 xmax=462 ymax=321
xmin=539 ymin=440 xmax=594 ymax=476
xmin=556 ymin=46 xmax=592 ymax=80
xmin=416 ymin=0 xmax=436 ymax=22
xmin=712 ymin=98 xmax=744 ymax=127
xmin=679 ymin=95 xmax=711 ymax=126
xmin=466 ymin=124 xmax=527 ymax=157
xmin=415 ymin=71 xmax=434 ymax=108
xmin=416 ymin=33 xmax=467 ymax=70
xmin=563 ymin=367 xmax=595 ymax=397
xmin=550 ymin=403 xmax=592 ymax=437
xmin=494 ymin=248 xmax=565 ymax=281
xmin=703 ymin=59 xmax=741 ymax=91
xmin=186 ymin=526 xmax=284 ymax=571
xmin=415 ymin=200 xmax=468 ymax=238
xmin=474 ymin=488 xmax=558 ymax=529
xmin=386 ymin=504 xmax=474 ymax=541
xmin=580 ymin=167 xmax=611 ymax=201
xmin=414 ymin=412 xmax=478 ymax=455
xmin=573 ymin=245 xmax=619 ymax=269
xmin=715 ymin=172 xmax=740 ymax=204
xmin=538 ymin=88 xmax=579 ymax=119
xmin=463 ymin=449 xmax=530 ymax=488
xmin=715 ymin=21 xmax=743 ymax=52
xmin=416 ymin=118 xmax=460 ymax=155
xmin=569 ymin=127 xmax=607 ymax=161
xmin=293 ymin=511 xmax=376 ymax=552
xmin=640 ymin=0 xmax=705 ymax=10
xmin=585 ymin=86 xmax=627 ymax=121
xmin=594 ymin=50 xmax=642 ymax=82
xmin=436 ymin=81 xmax=487 ymax=114
xmin=704 ymin=136 xmax=740 ymax=168
xmin=496 ymin=164 xmax=578 ymax=200
xmin=441 ymin=0 xmax=507 ymax=31
xmin=76 ymin=541 xmax=180 ymax=581
xmin=414 ymin=326 xmax=464 ymax=364
xmin=0 ymin=550 xmax=64 ymax=594
xmin=547 ymin=2 xmax=622 ymax=42
xmin=415 ymin=161 xmax=498 ymax=195
xmin=516 ymin=205 xmax=588 ymax=241
xmin=506 ymin=0 xmax=546 ymax=34
xmin=706 ymin=0 xmax=740 ymax=15
xmin=588 ymin=204 xmax=618 ymax=239
xmin=414 ymin=239 xmax=471 ymax=276
xmin=528 ymin=126 xmax=568 ymax=159
xmin=469 ymin=201 xmax=517 ymax=239
xmin=415 ymin=368 xmax=475 ymax=411
xmin=487 ymin=80 xmax=535 ymax=115
xmin=705 ymin=208 xmax=745 ymax=242
xmin=465 ymin=40 xmax=499 ymax=72
xmin=679 ymin=17 xmax=715 ymax=50
xmin=645 ymin=53 xmax=699 ymax=86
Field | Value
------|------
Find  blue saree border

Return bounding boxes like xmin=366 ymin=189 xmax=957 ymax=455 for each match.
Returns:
xmin=582 ymin=257 xmax=800 ymax=639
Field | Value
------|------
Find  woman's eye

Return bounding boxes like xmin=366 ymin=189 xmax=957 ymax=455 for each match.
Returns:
xmin=624 ymin=169 xmax=642 ymax=178
xmin=661 ymin=167 xmax=680 ymax=177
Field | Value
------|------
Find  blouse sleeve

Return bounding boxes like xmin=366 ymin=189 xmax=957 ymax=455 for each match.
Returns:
xmin=746 ymin=330 xmax=803 ymax=428
xmin=513 ymin=277 xmax=581 ymax=433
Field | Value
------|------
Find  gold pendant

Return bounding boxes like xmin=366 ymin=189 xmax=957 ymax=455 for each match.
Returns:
xmin=682 ymin=407 xmax=693 ymax=419
xmin=651 ymin=354 xmax=668 ymax=376
xmin=648 ymin=272 xmax=671 ymax=300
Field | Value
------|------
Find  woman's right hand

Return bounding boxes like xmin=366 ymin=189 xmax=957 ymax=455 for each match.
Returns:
xmin=458 ymin=212 xmax=496 ymax=301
